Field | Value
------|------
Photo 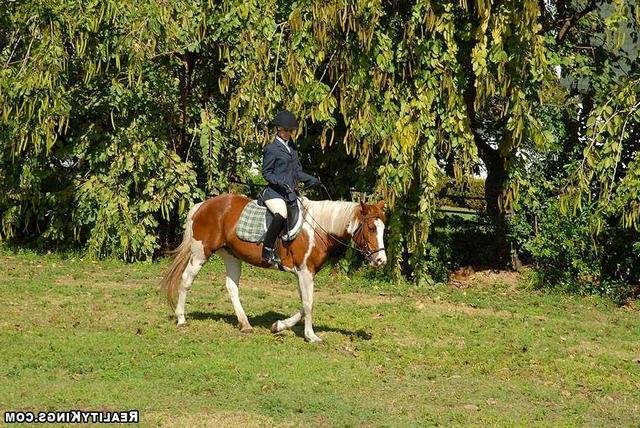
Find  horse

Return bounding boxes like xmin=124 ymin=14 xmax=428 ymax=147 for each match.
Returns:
xmin=160 ymin=194 xmax=387 ymax=343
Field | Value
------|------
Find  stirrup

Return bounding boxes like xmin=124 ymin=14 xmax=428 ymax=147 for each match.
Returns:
xmin=262 ymin=246 xmax=281 ymax=266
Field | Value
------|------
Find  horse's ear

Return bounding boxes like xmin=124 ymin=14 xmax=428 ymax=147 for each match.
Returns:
xmin=360 ymin=201 xmax=369 ymax=215
xmin=375 ymin=201 xmax=386 ymax=222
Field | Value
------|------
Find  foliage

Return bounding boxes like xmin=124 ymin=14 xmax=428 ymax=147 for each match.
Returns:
xmin=0 ymin=0 xmax=245 ymax=257
xmin=215 ymin=0 xmax=552 ymax=279
xmin=437 ymin=177 xmax=486 ymax=212
xmin=427 ymin=213 xmax=498 ymax=280
xmin=510 ymin=163 xmax=640 ymax=303
xmin=553 ymin=0 xmax=640 ymax=235
xmin=0 ymin=0 xmax=638 ymax=295
xmin=561 ymin=79 xmax=640 ymax=232
xmin=507 ymin=0 xmax=640 ymax=300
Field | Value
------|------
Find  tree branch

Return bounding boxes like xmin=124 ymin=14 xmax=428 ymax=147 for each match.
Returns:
xmin=539 ymin=0 xmax=600 ymax=42
xmin=273 ymin=23 xmax=284 ymax=87
xmin=557 ymin=0 xmax=598 ymax=43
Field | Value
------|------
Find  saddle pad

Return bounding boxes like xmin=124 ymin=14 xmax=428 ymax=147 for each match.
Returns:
xmin=236 ymin=201 xmax=267 ymax=242
xmin=236 ymin=200 xmax=304 ymax=243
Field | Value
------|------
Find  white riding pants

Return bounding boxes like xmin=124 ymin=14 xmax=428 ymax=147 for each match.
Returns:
xmin=264 ymin=198 xmax=287 ymax=218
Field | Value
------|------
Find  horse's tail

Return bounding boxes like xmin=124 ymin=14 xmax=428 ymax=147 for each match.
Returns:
xmin=160 ymin=202 xmax=204 ymax=310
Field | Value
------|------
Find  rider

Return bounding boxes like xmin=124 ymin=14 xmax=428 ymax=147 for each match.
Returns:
xmin=260 ymin=110 xmax=320 ymax=265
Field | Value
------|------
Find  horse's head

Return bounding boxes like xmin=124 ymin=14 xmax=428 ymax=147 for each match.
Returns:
xmin=349 ymin=201 xmax=387 ymax=267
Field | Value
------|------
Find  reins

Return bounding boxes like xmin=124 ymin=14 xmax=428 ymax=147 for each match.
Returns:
xmin=293 ymin=191 xmax=385 ymax=260
xmin=232 ymin=178 xmax=385 ymax=259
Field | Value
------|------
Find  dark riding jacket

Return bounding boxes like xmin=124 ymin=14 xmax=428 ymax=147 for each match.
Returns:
xmin=261 ymin=137 xmax=318 ymax=203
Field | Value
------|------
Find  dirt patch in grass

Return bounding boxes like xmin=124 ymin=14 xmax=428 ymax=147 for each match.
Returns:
xmin=568 ymin=340 xmax=639 ymax=361
xmin=144 ymin=410 xmax=287 ymax=427
xmin=450 ymin=267 xmax=522 ymax=289
xmin=414 ymin=297 xmax=514 ymax=318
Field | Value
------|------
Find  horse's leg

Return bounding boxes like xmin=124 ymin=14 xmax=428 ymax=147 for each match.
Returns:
xmin=217 ymin=249 xmax=252 ymax=333
xmin=175 ymin=243 xmax=206 ymax=326
xmin=271 ymin=310 xmax=303 ymax=333
xmin=271 ymin=274 xmax=304 ymax=333
xmin=297 ymin=268 xmax=322 ymax=343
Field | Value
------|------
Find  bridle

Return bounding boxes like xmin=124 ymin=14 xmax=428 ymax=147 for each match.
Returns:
xmin=349 ymin=216 xmax=386 ymax=261
xmin=294 ymin=187 xmax=386 ymax=262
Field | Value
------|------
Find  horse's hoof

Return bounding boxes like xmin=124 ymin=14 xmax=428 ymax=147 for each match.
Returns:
xmin=305 ymin=335 xmax=322 ymax=344
xmin=271 ymin=321 xmax=281 ymax=333
xmin=240 ymin=326 xmax=253 ymax=333
xmin=177 ymin=322 xmax=187 ymax=328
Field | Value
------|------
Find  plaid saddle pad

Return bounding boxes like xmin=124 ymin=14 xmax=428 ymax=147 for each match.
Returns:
xmin=236 ymin=200 xmax=304 ymax=243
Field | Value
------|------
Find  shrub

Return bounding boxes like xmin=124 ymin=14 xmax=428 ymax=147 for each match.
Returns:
xmin=510 ymin=194 xmax=640 ymax=304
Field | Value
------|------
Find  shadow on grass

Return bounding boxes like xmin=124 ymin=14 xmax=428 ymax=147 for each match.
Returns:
xmin=189 ymin=310 xmax=372 ymax=340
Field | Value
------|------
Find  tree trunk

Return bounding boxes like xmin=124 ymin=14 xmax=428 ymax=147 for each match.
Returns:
xmin=455 ymin=4 xmax=514 ymax=268
xmin=460 ymin=60 xmax=513 ymax=267
xmin=482 ymin=150 xmax=512 ymax=267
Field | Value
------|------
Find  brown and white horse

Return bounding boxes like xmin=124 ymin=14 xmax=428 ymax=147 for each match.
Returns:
xmin=160 ymin=194 xmax=387 ymax=343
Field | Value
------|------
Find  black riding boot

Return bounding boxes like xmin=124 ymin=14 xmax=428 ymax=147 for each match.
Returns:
xmin=262 ymin=213 xmax=285 ymax=265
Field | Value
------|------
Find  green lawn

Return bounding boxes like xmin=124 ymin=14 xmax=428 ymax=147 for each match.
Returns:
xmin=0 ymin=246 xmax=638 ymax=426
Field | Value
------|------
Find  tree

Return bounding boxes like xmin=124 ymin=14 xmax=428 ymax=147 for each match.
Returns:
xmin=223 ymin=0 xmax=551 ymax=277
xmin=509 ymin=0 xmax=640 ymax=298
xmin=1 ymin=0 xmax=637 ymax=291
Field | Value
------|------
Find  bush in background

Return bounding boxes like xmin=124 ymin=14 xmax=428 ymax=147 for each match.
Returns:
xmin=510 ymin=185 xmax=640 ymax=304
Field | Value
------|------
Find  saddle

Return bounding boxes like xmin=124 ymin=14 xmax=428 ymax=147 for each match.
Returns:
xmin=236 ymin=198 xmax=304 ymax=243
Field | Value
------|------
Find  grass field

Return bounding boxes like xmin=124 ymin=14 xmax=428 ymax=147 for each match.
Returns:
xmin=0 ymin=246 xmax=638 ymax=426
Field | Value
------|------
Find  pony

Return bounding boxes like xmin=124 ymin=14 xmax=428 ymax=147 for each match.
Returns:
xmin=160 ymin=194 xmax=387 ymax=343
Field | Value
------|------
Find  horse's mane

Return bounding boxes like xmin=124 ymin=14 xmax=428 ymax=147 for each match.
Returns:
xmin=303 ymin=199 xmax=359 ymax=236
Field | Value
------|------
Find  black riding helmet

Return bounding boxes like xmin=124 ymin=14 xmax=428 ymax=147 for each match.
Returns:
xmin=272 ymin=110 xmax=298 ymax=129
